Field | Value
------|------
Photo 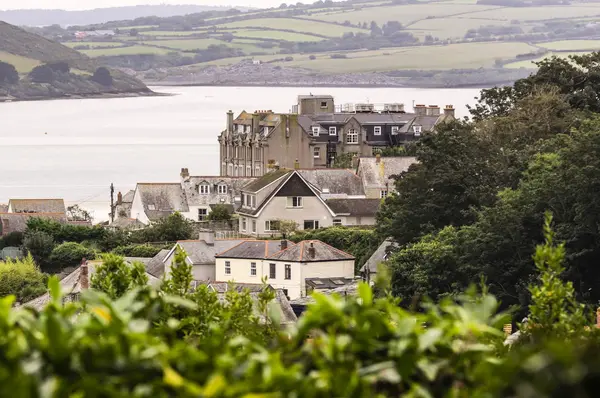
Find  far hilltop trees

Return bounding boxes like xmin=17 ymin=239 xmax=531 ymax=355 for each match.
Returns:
xmin=29 ymin=64 xmax=55 ymax=83
xmin=0 ymin=61 xmax=19 ymax=84
xmin=91 ymin=67 xmax=113 ymax=86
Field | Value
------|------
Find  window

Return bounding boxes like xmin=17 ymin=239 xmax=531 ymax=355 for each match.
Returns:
xmin=218 ymin=184 xmax=227 ymax=194
xmin=329 ymin=126 xmax=337 ymax=135
xmin=320 ymin=101 xmax=328 ymax=108
xmin=246 ymin=166 xmax=251 ymax=176
xmin=198 ymin=208 xmax=208 ymax=221
xmin=312 ymin=126 xmax=320 ymax=137
xmin=304 ymin=220 xmax=319 ymax=230
xmin=252 ymin=220 xmax=256 ymax=233
xmin=225 ymin=261 xmax=231 ymax=275
xmin=235 ymin=147 xmax=239 ymax=158
xmin=228 ymin=164 xmax=233 ymax=176
xmin=287 ymin=197 xmax=303 ymax=208
xmin=255 ymin=166 xmax=261 ymax=176
xmin=199 ymin=183 xmax=210 ymax=194
xmin=237 ymin=124 xmax=243 ymax=133
xmin=391 ymin=126 xmax=399 ymax=135
xmin=263 ymin=127 xmax=269 ymax=135
xmin=265 ymin=220 xmax=280 ymax=231
xmin=374 ymin=126 xmax=382 ymax=136
xmin=380 ymin=190 xmax=388 ymax=198
xmin=269 ymin=263 xmax=276 ymax=279
xmin=413 ymin=125 xmax=422 ymax=136
xmin=346 ymin=128 xmax=358 ymax=144
xmin=242 ymin=217 xmax=247 ymax=231
xmin=333 ymin=219 xmax=342 ymax=226
xmin=250 ymin=262 xmax=257 ymax=276
xmin=148 ymin=204 xmax=156 ymax=210
xmin=313 ymin=147 xmax=320 ymax=158
xmin=251 ymin=195 xmax=256 ymax=209
xmin=285 ymin=264 xmax=291 ymax=280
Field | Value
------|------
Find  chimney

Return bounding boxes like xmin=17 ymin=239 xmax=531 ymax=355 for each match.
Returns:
xmin=444 ymin=105 xmax=455 ymax=118
xmin=79 ymin=258 xmax=89 ymax=290
xmin=117 ymin=192 xmax=123 ymax=205
xmin=198 ymin=229 xmax=215 ymax=245
xmin=294 ymin=159 xmax=300 ymax=169
xmin=252 ymin=113 xmax=260 ymax=134
xmin=414 ymin=104 xmax=426 ymax=116
xmin=227 ymin=110 xmax=234 ymax=135
xmin=308 ymin=242 xmax=316 ymax=259
xmin=375 ymin=153 xmax=381 ymax=164
xmin=281 ymin=240 xmax=288 ymax=250
xmin=180 ymin=168 xmax=189 ymax=179
xmin=429 ymin=105 xmax=440 ymax=116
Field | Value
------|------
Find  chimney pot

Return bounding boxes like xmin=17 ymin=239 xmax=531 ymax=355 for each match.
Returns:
xmin=294 ymin=159 xmax=300 ymax=169
xmin=180 ymin=168 xmax=189 ymax=179
xmin=307 ymin=242 xmax=316 ymax=259
xmin=281 ymin=240 xmax=288 ymax=250
xmin=79 ymin=258 xmax=89 ymax=290
xmin=117 ymin=192 xmax=123 ymax=205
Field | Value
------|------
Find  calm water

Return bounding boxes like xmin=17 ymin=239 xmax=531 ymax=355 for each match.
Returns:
xmin=0 ymin=86 xmax=481 ymax=221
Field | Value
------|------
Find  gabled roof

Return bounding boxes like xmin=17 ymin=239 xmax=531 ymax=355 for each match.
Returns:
xmin=325 ymin=198 xmax=381 ymax=217
xmin=360 ymin=238 xmax=399 ymax=273
xmin=267 ymin=240 xmax=354 ymax=263
xmin=216 ymin=240 xmax=294 ymax=260
xmin=8 ymin=199 xmax=66 ymax=214
xmin=0 ymin=204 xmax=7 ymax=213
xmin=242 ymin=169 xmax=290 ymax=193
xmin=182 ymin=176 xmax=254 ymax=207
xmin=357 ymin=156 xmax=418 ymax=189
xmin=146 ymin=249 xmax=170 ymax=277
xmin=297 ymin=169 xmax=365 ymax=197
xmin=209 ymin=282 xmax=270 ymax=293
xmin=135 ymin=183 xmax=189 ymax=221
xmin=122 ymin=190 xmax=135 ymax=203
xmin=170 ymin=239 xmax=248 ymax=265
xmin=0 ymin=213 xmax=67 ymax=236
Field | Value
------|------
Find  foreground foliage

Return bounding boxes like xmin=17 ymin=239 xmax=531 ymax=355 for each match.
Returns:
xmin=0 ymin=254 xmax=47 ymax=304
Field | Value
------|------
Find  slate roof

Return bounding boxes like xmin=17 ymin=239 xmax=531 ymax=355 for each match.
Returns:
xmin=122 ymin=190 xmax=135 ymax=203
xmin=0 ymin=205 xmax=7 ymax=213
xmin=325 ymin=198 xmax=381 ymax=216
xmin=357 ymin=156 xmax=418 ymax=189
xmin=111 ymin=217 xmax=146 ymax=229
xmin=145 ymin=249 xmax=170 ymax=277
xmin=297 ymin=169 xmax=365 ymax=197
xmin=183 ymin=176 xmax=254 ymax=208
xmin=176 ymin=239 xmax=248 ymax=265
xmin=305 ymin=277 xmax=356 ymax=290
xmin=0 ymin=213 xmax=67 ymax=236
xmin=267 ymin=240 xmax=354 ymax=263
xmin=209 ymin=282 xmax=270 ymax=293
xmin=290 ymin=281 xmax=359 ymax=306
xmin=242 ymin=169 xmax=290 ymax=193
xmin=136 ymin=183 xmax=189 ymax=221
xmin=216 ymin=240 xmax=294 ymax=259
xmin=360 ymin=238 xmax=399 ymax=274
xmin=8 ymin=199 xmax=66 ymax=214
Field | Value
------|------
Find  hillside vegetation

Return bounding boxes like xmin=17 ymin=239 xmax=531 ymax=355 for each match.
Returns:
xmin=0 ymin=21 xmax=150 ymax=101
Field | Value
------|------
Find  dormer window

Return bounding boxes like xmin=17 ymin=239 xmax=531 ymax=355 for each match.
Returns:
xmin=199 ymin=183 xmax=210 ymax=195
xmin=374 ymin=126 xmax=382 ymax=136
xmin=218 ymin=184 xmax=227 ymax=194
xmin=391 ymin=126 xmax=399 ymax=135
xmin=413 ymin=125 xmax=422 ymax=136
xmin=329 ymin=126 xmax=337 ymax=136
xmin=312 ymin=126 xmax=320 ymax=137
xmin=237 ymin=124 xmax=243 ymax=134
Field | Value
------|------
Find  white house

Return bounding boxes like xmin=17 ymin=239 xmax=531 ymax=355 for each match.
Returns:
xmin=215 ymin=239 xmax=355 ymax=300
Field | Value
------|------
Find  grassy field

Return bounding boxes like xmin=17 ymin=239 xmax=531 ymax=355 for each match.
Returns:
xmin=218 ymin=18 xmax=368 ymax=37
xmin=407 ymin=17 xmax=511 ymax=40
xmin=503 ymin=51 xmax=591 ymax=68
xmin=0 ymin=51 xmax=40 ymax=73
xmin=463 ymin=6 xmax=600 ymax=21
xmin=142 ymin=31 xmax=199 ymax=37
xmin=538 ymin=40 xmax=600 ymax=51
xmin=63 ymin=41 xmax=126 ymax=48
xmin=81 ymin=45 xmax=176 ymax=57
xmin=227 ymin=28 xmax=325 ymax=42
xmin=141 ymin=38 xmax=226 ymax=50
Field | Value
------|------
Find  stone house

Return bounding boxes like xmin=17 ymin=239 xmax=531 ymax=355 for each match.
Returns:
xmin=356 ymin=155 xmax=418 ymax=199
xmin=218 ymin=94 xmax=454 ymax=175
xmin=215 ymin=239 xmax=355 ymax=300
xmin=0 ymin=198 xmax=69 ymax=236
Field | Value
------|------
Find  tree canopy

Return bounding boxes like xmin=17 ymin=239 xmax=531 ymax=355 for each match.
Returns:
xmin=0 ymin=61 xmax=18 ymax=85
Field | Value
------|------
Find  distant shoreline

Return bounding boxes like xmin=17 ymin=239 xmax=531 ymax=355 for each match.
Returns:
xmin=145 ymin=81 xmax=499 ymax=90
xmin=0 ymin=89 xmax=170 ymax=104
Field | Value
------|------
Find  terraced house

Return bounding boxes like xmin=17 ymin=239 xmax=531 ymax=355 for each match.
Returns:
xmin=218 ymin=94 xmax=454 ymax=176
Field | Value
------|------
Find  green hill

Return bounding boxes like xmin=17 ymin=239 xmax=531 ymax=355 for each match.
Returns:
xmin=0 ymin=21 xmax=150 ymax=101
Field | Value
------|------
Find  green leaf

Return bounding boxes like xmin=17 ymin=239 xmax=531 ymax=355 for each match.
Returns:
xmin=163 ymin=294 xmax=198 ymax=310
xmin=358 ymin=282 xmax=373 ymax=306
xmin=418 ymin=328 xmax=443 ymax=352
xmin=417 ymin=359 xmax=447 ymax=381
xmin=48 ymin=276 xmax=61 ymax=304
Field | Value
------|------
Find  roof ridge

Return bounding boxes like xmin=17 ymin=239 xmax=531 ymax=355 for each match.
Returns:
xmin=215 ymin=239 xmax=257 ymax=256
xmin=313 ymin=240 xmax=355 ymax=259
xmin=266 ymin=240 xmax=297 ymax=259
xmin=299 ymin=241 xmax=305 ymax=261
xmin=0 ymin=212 xmax=66 ymax=215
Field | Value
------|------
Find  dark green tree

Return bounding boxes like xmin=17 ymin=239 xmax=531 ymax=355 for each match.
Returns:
xmin=23 ymin=231 xmax=55 ymax=267
xmin=91 ymin=254 xmax=149 ymax=299
xmin=0 ymin=61 xmax=19 ymax=84
xmin=29 ymin=64 xmax=55 ymax=83
xmin=91 ymin=67 xmax=113 ymax=86
xmin=207 ymin=204 xmax=232 ymax=221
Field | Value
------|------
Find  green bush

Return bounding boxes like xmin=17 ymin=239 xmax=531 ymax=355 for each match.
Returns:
xmin=112 ymin=244 xmax=162 ymax=258
xmin=0 ymin=231 xmax=24 ymax=250
xmin=48 ymin=242 xmax=95 ymax=271
xmin=0 ymin=254 xmax=48 ymax=303
xmin=22 ymin=231 xmax=55 ymax=268
xmin=26 ymin=217 xmax=106 ymax=244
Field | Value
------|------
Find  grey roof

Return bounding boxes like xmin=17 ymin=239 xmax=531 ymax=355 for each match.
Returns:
xmin=305 ymin=277 xmax=356 ymax=290
xmin=357 ymin=156 xmax=418 ymax=189
xmin=242 ymin=169 xmax=290 ymax=193
xmin=297 ymin=169 xmax=365 ymax=196
xmin=290 ymin=281 xmax=359 ymax=306
xmin=222 ymin=289 xmax=297 ymax=325
xmin=124 ymin=257 xmax=153 ymax=267
xmin=183 ymin=176 xmax=254 ymax=207
xmin=360 ymin=238 xmax=399 ymax=274
xmin=209 ymin=282 xmax=271 ymax=293
xmin=298 ymin=114 xmax=314 ymax=133
xmin=8 ymin=199 xmax=66 ymax=214
xmin=325 ymin=198 xmax=381 ymax=217
xmin=413 ymin=115 xmax=443 ymax=132
xmin=176 ymin=239 xmax=248 ymax=265
xmin=122 ymin=190 xmax=135 ymax=203
xmin=146 ymin=249 xmax=170 ymax=277
xmin=0 ymin=204 xmax=7 ymax=213
xmin=216 ymin=240 xmax=293 ymax=259
xmin=111 ymin=217 xmax=146 ymax=229
xmin=267 ymin=240 xmax=354 ymax=262
xmin=136 ymin=183 xmax=189 ymax=221
xmin=353 ymin=113 xmax=414 ymax=124
xmin=0 ymin=213 xmax=67 ymax=236
xmin=298 ymin=94 xmax=333 ymax=100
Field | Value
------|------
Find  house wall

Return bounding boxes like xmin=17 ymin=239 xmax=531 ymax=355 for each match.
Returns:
xmin=336 ymin=215 xmax=377 ymax=226
xmin=301 ymin=259 xmax=355 ymax=296
xmin=264 ymin=115 xmax=313 ymax=170
xmin=182 ymin=205 xmax=211 ymax=222
xmin=164 ymin=249 xmax=215 ymax=281
xmin=130 ymin=189 xmax=149 ymax=224
xmin=299 ymin=97 xmax=335 ymax=115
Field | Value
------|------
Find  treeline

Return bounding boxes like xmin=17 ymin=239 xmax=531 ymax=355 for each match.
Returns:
xmin=0 ymin=61 xmax=114 ymax=87
xmin=378 ymin=52 xmax=600 ymax=317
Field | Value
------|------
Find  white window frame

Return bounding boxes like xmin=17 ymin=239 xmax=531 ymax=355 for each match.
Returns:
xmin=269 ymin=263 xmax=276 ymax=279
xmin=252 ymin=220 xmax=256 ymax=233
xmin=199 ymin=184 xmax=210 ymax=195
xmin=312 ymin=126 xmax=320 ymax=137
xmin=303 ymin=220 xmax=319 ymax=230
xmin=250 ymin=262 xmax=257 ymax=276
xmin=228 ymin=164 xmax=233 ymax=176
xmin=313 ymin=147 xmax=320 ymax=158
xmin=374 ymin=126 xmax=382 ymax=136
xmin=242 ymin=217 xmax=247 ymax=231
xmin=225 ymin=261 xmax=231 ymax=275
xmin=246 ymin=165 xmax=251 ymax=176
xmin=329 ymin=126 xmax=337 ymax=136
xmin=265 ymin=220 xmax=280 ymax=232
xmin=391 ymin=126 xmax=399 ymax=135
xmin=218 ymin=184 xmax=227 ymax=194
xmin=333 ymin=219 xmax=342 ymax=226
xmin=287 ymin=197 xmax=303 ymax=208
xmin=198 ymin=208 xmax=208 ymax=221
xmin=346 ymin=128 xmax=358 ymax=144
xmin=237 ymin=125 xmax=243 ymax=134
xmin=413 ymin=125 xmax=422 ymax=136
xmin=263 ymin=126 xmax=270 ymax=135
xmin=320 ymin=101 xmax=328 ymax=108
xmin=285 ymin=264 xmax=291 ymax=280
xmin=380 ymin=190 xmax=388 ymax=199
xmin=251 ymin=195 xmax=256 ymax=209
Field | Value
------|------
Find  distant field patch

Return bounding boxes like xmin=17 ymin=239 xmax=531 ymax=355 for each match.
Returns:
xmin=63 ymin=41 xmax=126 ymax=48
xmin=141 ymin=38 xmax=225 ymax=50
xmin=218 ymin=18 xmax=367 ymax=37
xmin=142 ymin=31 xmax=199 ymax=37
xmin=538 ymin=40 xmax=600 ymax=51
xmin=230 ymin=28 xmax=325 ymax=41
xmin=81 ymin=45 xmax=175 ymax=57
xmin=408 ymin=17 xmax=510 ymax=39
xmin=119 ymin=25 xmax=158 ymax=30
xmin=464 ymin=6 xmax=600 ymax=21
xmin=0 ymin=51 xmax=40 ymax=73
xmin=503 ymin=51 xmax=592 ymax=68
xmin=304 ymin=4 xmax=501 ymax=25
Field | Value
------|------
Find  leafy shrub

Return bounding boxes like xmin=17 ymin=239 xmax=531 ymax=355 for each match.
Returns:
xmin=48 ymin=242 xmax=95 ymax=271
xmin=207 ymin=204 xmax=232 ymax=221
xmin=91 ymin=254 xmax=149 ymax=299
xmin=112 ymin=244 xmax=162 ymax=258
xmin=28 ymin=64 xmax=55 ymax=83
xmin=0 ymin=231 xmax=24 ymax=250
xmin=22 ymin=231 xmax=55 ymax=267
xmin=130 ymin=212 xmax=194 ymax=243
xmin=0 ymin=61 xmax=19 ymax=84
xmin=91 ymin=67 xmax=113 ymax=86
xmin=0 ymin=254 xmax=48 ymax=303
xmin=26 ymin=217 xmax=106 ymax=244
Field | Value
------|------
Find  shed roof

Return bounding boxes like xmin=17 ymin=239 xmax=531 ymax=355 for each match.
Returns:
xmin=325 ymin=198 xmax=381 ymax=216
xmin=242 ymin=169 xmax=290 ymax=193
xmin=8 ymin=199 xmax=66 ymax=214
xmin=267 ymin=240 xmax=354 ymax=262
